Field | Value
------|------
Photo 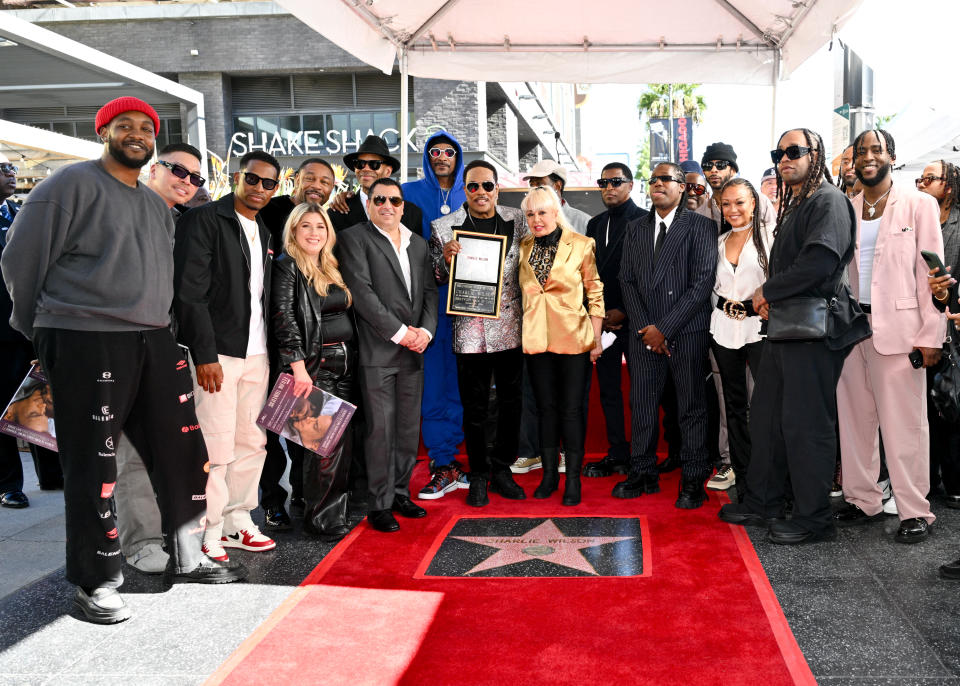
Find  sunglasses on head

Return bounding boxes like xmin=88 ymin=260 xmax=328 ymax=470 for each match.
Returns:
xmin=650 ymin=175 xmax=681 ymax=186
xmin=428 ymin=147 xmax=456 ymax=159
xmin=0 ymin=163 xmax=17 ymax=175
xmin=354 ymin=159 xmax=384 ymax=171
xmin=770 ymin=145 xmax=813 ymax=165
xmin=466 ymin=181 xmax=496 ymax=193
xmin=916 ymin=175 xmax=946 ymax=187
xmin=685 ymin=183 xmax=706 ymax=195
xmin=597 ymin=177 xmax=628 ymax=189
xmin=373 ymin=195 xmax=403 ymax=207
xmin=242 ymin=171 xmax=279 ymax=191
xmin=157 ymin=160 xmax=205 ymax=187
xmin=702 ymin=161 xmax=731 ymax=172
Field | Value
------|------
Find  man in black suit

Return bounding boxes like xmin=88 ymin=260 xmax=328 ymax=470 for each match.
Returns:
xmin=328 ymin=135 xmax=424 ymax=236
xmin=615 ymin=162 xmax=717 ymax=508
xmin=338 ymin=178 xmax=438 ymax=532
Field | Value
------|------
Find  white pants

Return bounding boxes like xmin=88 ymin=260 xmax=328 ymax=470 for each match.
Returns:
xmin=194 ymin=354 xmax=269 ymax=541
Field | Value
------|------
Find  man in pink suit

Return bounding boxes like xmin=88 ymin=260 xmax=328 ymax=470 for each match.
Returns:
xmin=834 ymin=129 xmax=945 ymax=543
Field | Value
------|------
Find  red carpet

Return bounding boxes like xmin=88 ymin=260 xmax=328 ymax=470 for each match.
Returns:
xmin=206 ymin=464 xmax=816 ymax=686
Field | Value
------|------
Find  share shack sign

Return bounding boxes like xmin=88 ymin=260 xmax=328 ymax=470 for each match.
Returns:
xmin=229 ymin=127 xmax=420 ymax=158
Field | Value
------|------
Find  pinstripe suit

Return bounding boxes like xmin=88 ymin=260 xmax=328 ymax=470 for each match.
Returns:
xmin=619 ymin=205 xmax=717 ymax=479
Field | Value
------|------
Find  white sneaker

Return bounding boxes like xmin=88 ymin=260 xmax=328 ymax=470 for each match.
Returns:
xmin=878 ymin=478 xmax=892 ymax=501
xmin=559 ymin=450 xmax=566 ymax=474
xmin=883 ymin=495 xmax=899 ymax=516
xmin=707 ymin=465 xmax=736 ymax=491
xmin=510 ymin=456 xmax=542 ymax=473
xmin=202 ymin=540 xmax=230 ymax=562
xmin=127 ymin=542 xmax=170 ymax=574
xmin=222 ymin=525 xmax=276 ymax=552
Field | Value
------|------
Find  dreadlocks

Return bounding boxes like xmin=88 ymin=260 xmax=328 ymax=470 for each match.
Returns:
xmin=940 ymin=159 xmax=960 ymax=213
xmin=774 ymin=128 xmax=832 ymax=230
xmin=719 ymin=178 xmax=769 ymax=276
xmin=852 ymin=128 xmax=896 ymax=161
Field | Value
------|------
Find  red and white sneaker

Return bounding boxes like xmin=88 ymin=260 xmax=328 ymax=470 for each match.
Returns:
xmin=202 ymin=541 xmax=230 ymax=562
xmin=221 ymin=525 xmax=276 ymax=552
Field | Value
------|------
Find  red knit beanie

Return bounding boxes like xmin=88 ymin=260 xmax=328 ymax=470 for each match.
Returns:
xmin=94 ymin=97 xmax=160 ymax=136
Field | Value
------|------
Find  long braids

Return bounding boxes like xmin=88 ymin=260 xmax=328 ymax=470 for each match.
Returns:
xmin=774 ymin=128 xmax=832 ymax=231
xmin=719 ymin=177 xmax=769 ymax=276
xmin=940 ymin=159 xmax=960 ymax=213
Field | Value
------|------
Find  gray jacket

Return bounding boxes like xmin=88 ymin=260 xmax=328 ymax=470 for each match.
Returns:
xmin=429 ymin=204 xmax=528 ymax=354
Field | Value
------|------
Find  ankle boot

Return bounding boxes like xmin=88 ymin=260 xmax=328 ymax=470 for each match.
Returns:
xmin=562 ymin=451 xmax=583 ymax=506
xmin=534 ymin=447 xmax=560 ymax=499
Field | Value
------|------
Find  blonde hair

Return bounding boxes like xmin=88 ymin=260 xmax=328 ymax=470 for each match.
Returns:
xmin=520 ymin=185 xmax=574 ymax=233
xmin=282 ymin=202 xmax=352 ymax=305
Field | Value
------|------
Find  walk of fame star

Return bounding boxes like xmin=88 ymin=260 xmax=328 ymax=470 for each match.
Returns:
xmin=451 ymin=519 xmax=636 ymax=575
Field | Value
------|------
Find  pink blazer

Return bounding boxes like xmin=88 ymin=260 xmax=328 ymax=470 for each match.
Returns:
xmin=849 ymin=183 xmax=945 ymax=354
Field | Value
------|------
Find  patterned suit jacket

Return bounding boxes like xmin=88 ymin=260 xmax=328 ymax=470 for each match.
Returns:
xmin=429 ymin=204 xmax=528 ymax=354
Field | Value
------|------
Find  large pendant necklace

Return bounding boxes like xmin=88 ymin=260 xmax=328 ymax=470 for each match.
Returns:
xmin=440 ymin=186 xmax=452 ymax=215
xmin=864 ymin=187 xmax=891 ymax=218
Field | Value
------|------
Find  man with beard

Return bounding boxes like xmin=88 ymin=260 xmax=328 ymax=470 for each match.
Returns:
xmin=833 ymin=129 xmax=943 ymax=544
xmin=681 ymin=161 xmax=709 ymax=212
xmin=523 ymin=160 xmax=592 ymax=234
xmin=696 ymin=142 xmax=776 ymax=232
xmin=1 ymin=97 xmax=246 ymax=624
xmin=259 ymin=158 xmax=336 ymax=247
xmin=174 ymin=150 xmax=280 ymax=561
xmin=838 ymin=145 xmax=861 ymax=199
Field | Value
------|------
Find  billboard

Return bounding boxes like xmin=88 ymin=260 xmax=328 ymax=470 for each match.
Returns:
xmin=649 ymin=117 xmax=694 ymax=169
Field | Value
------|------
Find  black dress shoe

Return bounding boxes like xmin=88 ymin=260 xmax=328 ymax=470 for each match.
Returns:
xmin=392 ymin=494 xmax=427 ymax=518
xmin=718 ymin=503 xmax=776 ymax=527
xmin=368 ymin=509 xmax=400 ymax=532
xmin=263 ymin=505 xmax=293 ymax=531
xmin=768 ymin=520 xmax=837 ymax=545
xmin=656 ymin=454 xmax=681 ymax=473
xmin=73 ymin=586 xmax=132 ymax=624
xmin=832 ymin=502 xmax=882 ymax=527
xmin=611 ymin=472 xmax=660 ymax=499
xmin=489 ymin=471 xmax=526 ymax=500
xmin=944 ymin=495 xmax=960 ymax=510
xmin=0 ymin=491 xmax=28 ymax=508
xmin=167 ymin=556 xmax=248 ymax=584
xmin=675 ymin=477 xmax=707 ymax=510
xmin=583 ymin=455 xmax=628 ymax=478
xmin=466 ymin=477 xmax=489 ymax=507
xmin=289 ymin=497 xmax=306 ymax=516
xmin=940 ymin=557 xmax=960 ymax=580
xmin=895 ymin=517 xmax=930 ymax=544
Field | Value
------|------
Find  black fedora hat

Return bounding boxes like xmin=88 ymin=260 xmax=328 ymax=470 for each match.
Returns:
xmin=343 ymin=134 xmax=401 ymax=174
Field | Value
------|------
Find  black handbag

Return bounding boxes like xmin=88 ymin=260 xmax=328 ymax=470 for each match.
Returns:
xmin=766 ymin=296 xmax=831 ymax=341
xmin=930 ymin=321 xmax=960 ymax=423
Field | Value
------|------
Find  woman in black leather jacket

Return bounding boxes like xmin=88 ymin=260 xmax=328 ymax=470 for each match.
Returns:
xmin=271 ymin=202 xmax=357 ymax=540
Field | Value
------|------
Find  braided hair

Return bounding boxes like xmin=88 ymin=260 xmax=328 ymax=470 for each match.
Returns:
xmin=718 ymin=177 xmax=769 ymax=276
xmin=774 ymin=128 xmax=832 ymax=230
xmin=852 ymin=128 xmax=896 ymax=162
xmin=940 ymin=159 xmax=960 ymax=213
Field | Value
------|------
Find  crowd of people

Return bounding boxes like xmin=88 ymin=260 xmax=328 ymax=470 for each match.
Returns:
xmin=0 ymin=95 xmax=958 ymax=626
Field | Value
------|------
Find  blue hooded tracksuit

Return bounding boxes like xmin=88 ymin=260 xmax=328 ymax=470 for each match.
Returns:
xmin=402 ymin=131 xmax=465 ymax=468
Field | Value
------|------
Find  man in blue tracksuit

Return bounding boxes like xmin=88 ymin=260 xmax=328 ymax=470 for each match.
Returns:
xmin=402 ymin=131 xmax=467 ymax=498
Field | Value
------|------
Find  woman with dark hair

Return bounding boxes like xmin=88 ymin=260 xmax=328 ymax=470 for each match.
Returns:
xmin=709 ymin=178 xmax=774 ymax=499
xmin=272 ymin=202 xmax=356 ymax=540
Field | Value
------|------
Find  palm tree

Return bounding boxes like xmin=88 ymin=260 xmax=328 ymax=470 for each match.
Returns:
xmin=638 ymin=84 xmax=707 ymax=123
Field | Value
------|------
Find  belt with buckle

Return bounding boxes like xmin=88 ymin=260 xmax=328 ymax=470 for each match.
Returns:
xmin=715 ymin=296 xmax=757 ymax=320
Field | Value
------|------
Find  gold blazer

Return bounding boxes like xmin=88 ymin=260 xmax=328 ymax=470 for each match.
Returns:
xmin=518 ymin=227 xmax=605 ymax=354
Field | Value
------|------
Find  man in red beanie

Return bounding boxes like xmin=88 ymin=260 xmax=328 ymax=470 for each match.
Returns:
xmin=1 ymin=97 xmax=246 ymax=625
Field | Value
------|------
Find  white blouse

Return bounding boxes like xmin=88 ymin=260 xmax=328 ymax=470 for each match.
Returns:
xmin=710 ymin=223 xmax=776 ymax=349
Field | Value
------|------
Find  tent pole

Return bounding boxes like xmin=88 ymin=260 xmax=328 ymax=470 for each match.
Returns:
xmin=400 ymin=47 xmax=409 ymax=183
xmin=770 ymin=48 xmax=781 ymax=147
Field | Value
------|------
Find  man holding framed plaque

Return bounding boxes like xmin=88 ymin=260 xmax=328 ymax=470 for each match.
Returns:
xmin=428 ymin=160 xmax=529 ymax=506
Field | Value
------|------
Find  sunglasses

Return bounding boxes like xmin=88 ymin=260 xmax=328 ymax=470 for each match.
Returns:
xmin=650 ymin=175 xmax=681 ymax=186
xmin=354 ymin=159 xmax=384 ymax=171
xmin=157 ymin=160 xmax=205 ymax=187
xmin=685 ymin=183 xmax=706 ymax=196
xmin=0 ymin=163 xmax=17 ymax=175
xmin=701 ymin=161 xmax=731 ymax=172
xmin=597 ymin=177 xmax=629 ymax=189
xmin=916 ymin=175 xmax=946 ymax=187
xmin=372 ymin=195 xmax=403 ymax=207
xmin=466 ymin=181 xmax=496 ymax=193
xmin=242 ymin=171 xmax=279 ymax=191
xmin=428 ymin=147 xmax=456 ymax=159
xmin=770 ymin=145 xmax=814 ymax=165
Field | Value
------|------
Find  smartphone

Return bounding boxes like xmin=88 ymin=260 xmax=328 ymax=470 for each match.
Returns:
xmin=921 ymin=249 xmax=947 ymax=275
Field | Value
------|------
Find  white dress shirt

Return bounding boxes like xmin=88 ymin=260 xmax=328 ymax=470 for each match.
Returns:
xmin=710 ymin=223 xmax=775 ymax=349
xmin=372 ymin=221 xmax=432 ymax=345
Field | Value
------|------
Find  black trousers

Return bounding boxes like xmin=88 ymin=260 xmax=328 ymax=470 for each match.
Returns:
xmin=711 ymin=339 xmax=764 ymax=485
xmin=34 ymin=327 xmax=208 ymax=589
xmin=527 ymin=352 xmax=591 ymax=456
xmin=744 ymin=340 xmax=848 ymax=533
xmin=258 ymin=431 xmax=301 ymax=509
xmin=593 ymin=328 xmax=631 ymax=460
xmin=927 ymin=365 xmax=960 ymax=495
xmin=456 ymin=348 xmax=523 ymax=476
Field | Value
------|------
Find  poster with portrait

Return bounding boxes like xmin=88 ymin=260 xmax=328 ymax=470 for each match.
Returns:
xmin=0 ymin=365 xmax=57 ymax=451
xmin=256 ymin=373 xmax=356 ymax=456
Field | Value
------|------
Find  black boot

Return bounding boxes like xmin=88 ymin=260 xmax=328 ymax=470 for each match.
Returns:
xmin=303 ymin=440 xmax=351 ymax=540
xmin=534 ymin=447 xmax=560 ymax=499
xmin=562 ymin=452 xmax=583 ymax=506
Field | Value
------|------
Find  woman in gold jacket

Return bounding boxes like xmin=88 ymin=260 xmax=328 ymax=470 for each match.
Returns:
xmin=518 ymin=186 xmax=604 ymax=505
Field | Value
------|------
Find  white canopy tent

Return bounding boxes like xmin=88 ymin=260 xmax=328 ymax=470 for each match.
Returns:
xmin=277 ymin=0 xmax=864 ymax=179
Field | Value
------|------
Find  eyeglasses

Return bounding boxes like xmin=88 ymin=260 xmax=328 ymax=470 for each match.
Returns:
xmin=372 ymin=195 xmax=403 ymax=207
xmin=0 ymin=163 xmax=17 ymax=175
xmin=466 ymin=181 xmax=496 ymax=193
xmin=685 ymin=183 xmax=706 ymax=196
xmin=701 ymin=161 xmax=731 ymax=172
xmin=916 ymin=175 xmax=946 ymax=187
xmin=650 ymin=175 xmax=681 ymax=186
xmin=242 ymin=171 xmax=279 ymax=191
xmin=428 ymin=147 xmax=456 ymax=159
xmin=157 ymin=160 xmax=205 ymax=187
xmin=597 ymin=177 xmax=629 ymax=189
xmin=354 ymin=159 xmax=384 ymax=171
xmin=770 ymin=145 xmax=814 ymax=165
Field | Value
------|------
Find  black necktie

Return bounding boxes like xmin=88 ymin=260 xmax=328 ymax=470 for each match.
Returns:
xmin=653 ymin=221 xmax=666 ymax=263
